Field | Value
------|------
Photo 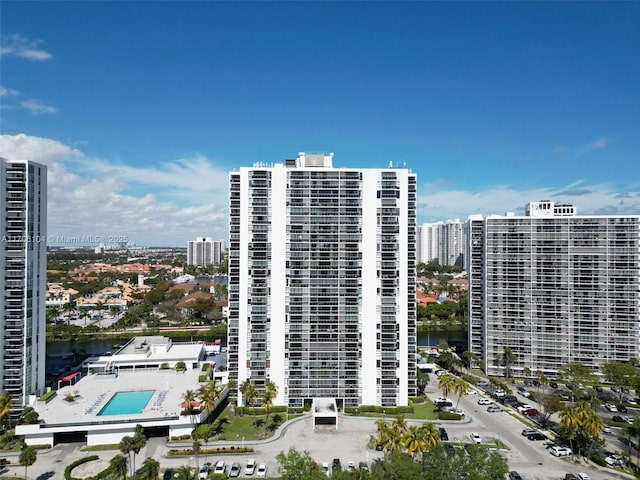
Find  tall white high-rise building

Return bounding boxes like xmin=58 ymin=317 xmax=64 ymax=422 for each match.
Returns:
xmin=0 ymin=158 xmax=47 ymax=416
xmin=187 ymin=237 xmax=224 ymax=266
xmin=417 ymin=219 xmax=466 ymax=266
xmin=468 ymin=200 xmax=640 ymax=377
xmin=228 ymin=153 xmax=417 ymax=407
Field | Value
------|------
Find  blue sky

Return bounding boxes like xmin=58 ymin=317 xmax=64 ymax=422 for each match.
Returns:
xmin=1 ymin=1 xmax=639 ymax=246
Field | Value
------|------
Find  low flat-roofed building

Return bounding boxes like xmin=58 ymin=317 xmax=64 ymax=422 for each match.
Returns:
xmin=17 ymin=336 xmax=224 ymax=446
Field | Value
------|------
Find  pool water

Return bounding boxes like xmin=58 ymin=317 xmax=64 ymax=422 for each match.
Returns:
xmin=98 ymin=390 xmax=155 ymax=416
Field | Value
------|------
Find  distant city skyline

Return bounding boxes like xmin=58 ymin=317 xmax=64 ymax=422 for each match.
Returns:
xmin=1 ymin=2 xmax=639 ymax=246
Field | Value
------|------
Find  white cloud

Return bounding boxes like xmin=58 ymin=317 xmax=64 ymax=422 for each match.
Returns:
xmin=20 ymin=98 xmax=57 ymax=115
xmin=0 ymin=34 xmax=52 ymax=61
xmin=0 ymin=134 xmax=229 ymax=246
xmin=417 ymin=180 xmax=640 ymax=224
xmin=0 ymin=86 xmax=19 ymax=97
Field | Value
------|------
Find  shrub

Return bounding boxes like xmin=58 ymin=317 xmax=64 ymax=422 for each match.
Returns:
xmin=38 ymin=391 xmax=57 ymax=402
xmin=160 ymin=362 xmax=170 ymax=370
xmin=438 ymin=411 xmax=463 ymax=421
xmin=590 ymin=453 xmax=607 ymax=467
xmin=64 ymin=455 xmax=99 ymax=480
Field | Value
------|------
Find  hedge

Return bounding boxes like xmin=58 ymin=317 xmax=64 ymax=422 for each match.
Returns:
xmin=438 ymin=411 xmax=463 ymax=421
xmin=38 ymin=391 xmax=57 ymax=403
xmin=235 ymin=406 xmax=288 ymax=416
xmin=168 ymin=446 xmax=254 ymax=456
xmin=590 ymin=453 xmax=607 ymax=467
xmin=64 ymin=455 xmax=100 ymax=480
xmin=344 ymin=405 xmax=414 ymax=415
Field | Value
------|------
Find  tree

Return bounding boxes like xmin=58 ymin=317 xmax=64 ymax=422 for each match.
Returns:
xmin=109 ymin=454 xmax=129 ymax=480
xmin=193 ymin=423 xmax=214 ymax=463
xmin=438 ymin=374 xmax=455 ymax=398
xmin=181 ymin=389 xmax=197 ymax=414
xmin=497 ymin=347 xmax=517 ymax=379
xmin=370 ymin=451 xmax=424 ymax=480
xmin=535 ymin=370 xmax=548 ymax=396
xmin=602 ymin=361 xmax=638 ymax=402
xmin=559 ymin=401 xmax=604 ymax=458
xmin=130 ymin=424 xmax=147 ymax=476
xmin=422 ymin=444 xmax=509 ymax=480
xmin=540 ymin=394 xmax=565 ymax=427
xmin=450 ymin=377 xmax=468 ymax=408
xmin=559 ymin=362 xmax=596 ymax=402
xmin=140 ymin=457 xmax=160 ymax=480
xmin=262 ymin=380 xmax=278 ymax=437
xmin=198 ymin=379 xmax=221 ymax=416
xmin=404 ymin=423 xmax=440 ymax=458
xmin=276 ymin=447 xmax=327 ymax=480
xmin=19 ymin=445 xmax=36 ymax=480
xmin=0 ymin=391 xmax=12 ymax=432
xmin=172 ymin=465 xmax=196 ymax=480
xmin=119 ymin=435 xmax=136 ymax=478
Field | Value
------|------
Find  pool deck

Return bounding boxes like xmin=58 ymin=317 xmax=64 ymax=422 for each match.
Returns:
xmin=38 ymin=368 xmax=204 ymax=426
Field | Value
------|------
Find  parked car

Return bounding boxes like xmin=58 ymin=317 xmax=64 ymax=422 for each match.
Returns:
xmin=550 ymin=446 xmax=572 ymax=457
xmin=577 ymin=474 xmax=591 ymax=480
xmin=478 ymin=398 xmax=492 ymax=405
xmin=321 ymin=463 xmax=330 ymax=477
xmin=163 ymin=469 xmax=174 ymax=480
xmin=564 ymin=475 xmax=578 ymax=480
xmin=256 ymin=463 xmax=267 ymax=478
xmin=470 ymin=432 xmax=482 ymax=444
xmin=213 ymin=461 xmax=226 ymax=475
xmin=522 ymin=408 xmax=539 ymax=416
xmin=521 ymin=428 xmax=536 ymax=436
xmin=347 ymin=461 xmax=355 ymax=472
xmin=612 ymin=386 xmax=621 ymax=393
xmin=612 ymin=415 xmax=626 ymax=423
xmin=198 ymin=464 xmax=209 ymax=480
xmin=332 ymin=458 xmax=342 ymax=472
xmin=508 ymin=472 xmax=523 ymax=480
xmin=229 ymin=462 xmax=241 ymax=478
xmin=358 ymin=462 xmax=369 ymax=472
xmin=487 ymin=405 xmax=503 ymax=412
xmin=595 ymin=385 xmax=603 ymax=392
xmin=439 ymin=427 xmax=449 ymax=441
xmin=605 ymin=403 xmax=618 ymax=412
xmin=245 ymin=459 xmax=257 ymax=475
xmin=618 ymin=405 xmax=628 ymax=413
xmin=605 ymin=454 xmax=624 ymax=467
xmin=528 ymin=432 xmax=547 ymax=441
xmin=549 ymin=382 xmax=558 ymax=388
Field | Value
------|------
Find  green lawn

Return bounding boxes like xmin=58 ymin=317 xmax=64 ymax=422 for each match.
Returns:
xmin=195 ymin=407 xmax=302 ymax=442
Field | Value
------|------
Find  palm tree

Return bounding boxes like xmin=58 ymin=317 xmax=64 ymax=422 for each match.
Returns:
xmin=262 ymin=380 xmax=278 ymax=437
xmin=119 ymin=435 xmax=136 ymax=478
xmin=192 ymin=439 xmax=201 ymax=471
xmin=404 ymin=425 xmax=428 ymax=457
xmin=109 ymin=454 xmax=129 ymax=480
xmin=198 ymin=379 xmax=221 ymax=417
xmin=559 ymin=406 xmax=580 ymax=458
xmin=391 ymin=416 xmax=408 ymax=439
xmin=438 ymin=373 xmax=456 ymax=399
xmin=451 ymin=377 xmax=468 ymax=409
xmin=419 ymin=422 xmax=441 ymax=449
xmin=500 ymin=347 xmax=517 ymax=379
xmin=173 ymin=465 xmax=195 ymax=480
xmin=375 ymin=418 xmax=391 ymax=450
xmin=131 ymin=424 xmax=147 ymax=476
xmin=242 ymin=382 xmax=259 ymax=430
xmin=193 ymin=423 xmax=214 ymax=463
xmin=0 ymin=391 xmax=12 ymax=432
xmin=19 ymin=446 xmax=36 ymax=479
xmin=181 ymin=389 xmax=196 ymax=414
xmin=140 ymin=457 xmax=160 ymax=480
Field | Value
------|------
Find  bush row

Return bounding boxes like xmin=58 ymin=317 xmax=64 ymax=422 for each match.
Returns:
xmin=64 ymin=455 xmax=113 ymax=480
xmin=344 ymin=405 xmax=414 ymax=414
xmin=168 ymin=446 xmax=254 ymax=456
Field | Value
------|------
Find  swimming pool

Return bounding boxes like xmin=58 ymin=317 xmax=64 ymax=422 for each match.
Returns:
xmin=98 ymin=390 xmax=155 ymax=416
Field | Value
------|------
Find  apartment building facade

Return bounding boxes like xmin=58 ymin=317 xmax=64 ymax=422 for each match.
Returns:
xmin=228 ymin=153 xmax=417 ymax=407
xmin=0 ymin=158 xmax=47 ymax=415
xmin=417 ymin=219 xmax=466 ymax=266
xmin=187 ymin=237 xmax=224 ymax=266
xmin=468 ymin=200 xmax=640 ymax=377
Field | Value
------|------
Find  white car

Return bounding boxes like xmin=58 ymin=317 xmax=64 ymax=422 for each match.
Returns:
xmin=256 ymin=463 xmax=267 ymax=478
xmin=516 ymin=404 xmax=533 ymax=412
xmin=321 ymin=462 xmax=330 ymax=477
xmin=605 ymin=403 xmax=618 ymax=412
xmin=347 ymin=461 xmax=355 ymax=471
xmin=605 ymin=454 xmax=624 ymax=467
xmin=450 ymin=408 xmax=465 ymax=417
xmin=245 ymin=459 xmax=256 ymax=475
xmin=467 ymin=389 xmax=477 ymax=395
xmin=549 ymin=446 xmax=571 ymax=457
xmin=470 ymin=432 xmax=482 ymax=444
xmin=478 ymin=398 xmax=491 ymax=405
xmin=213 ymin=460 xmax=226 ymax=475
xmin=577 ymin=474 xmax=591 ymax=480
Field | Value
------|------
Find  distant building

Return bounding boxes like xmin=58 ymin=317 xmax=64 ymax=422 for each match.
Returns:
xmin=417 ymin=219 xmax=466 ymax=266
xmin=228 ymin=152 xmax=417 ymax=408
xmin=187 ymin=237 xmax=224 ymax=266
xmin=468 ymin=200 xmax=640 ymax=377
xmin=1 ymin=158 xmax=47 ymax=416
